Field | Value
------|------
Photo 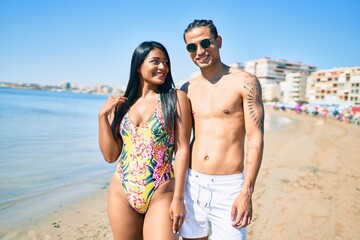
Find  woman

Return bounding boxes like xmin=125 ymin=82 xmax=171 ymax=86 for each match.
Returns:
xmin=98 ymin=41 xmax=191 ymax=240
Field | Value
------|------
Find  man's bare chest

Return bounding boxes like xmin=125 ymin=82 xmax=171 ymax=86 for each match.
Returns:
xmin=188 ymin=88 xmax=243 ymax=118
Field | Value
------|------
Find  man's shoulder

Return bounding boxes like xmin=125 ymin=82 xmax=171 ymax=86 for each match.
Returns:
xmin=228 ymin=68 xmax=257 ymax=81
xmin=179 ymin=74 xmax=201 ymax=94
xmin=224 ymin=69 xmax=259 ymax=90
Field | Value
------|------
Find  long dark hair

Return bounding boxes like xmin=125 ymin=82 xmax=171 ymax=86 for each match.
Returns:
xmin=111 ymin=41 xmax=177 ymax=140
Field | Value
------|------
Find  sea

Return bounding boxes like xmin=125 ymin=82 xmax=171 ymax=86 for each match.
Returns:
xmin=0 ymin=88 xmax=114 ymax=229
xmin=0 ymin=87 xmax=291 ymax=229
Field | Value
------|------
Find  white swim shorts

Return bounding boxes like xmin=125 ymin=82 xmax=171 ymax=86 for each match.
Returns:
xmin=180 ymin=169 xmax=246 ymax=240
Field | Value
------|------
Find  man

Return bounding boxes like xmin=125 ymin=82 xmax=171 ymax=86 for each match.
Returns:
xmin=179 ymin=19 xmax=264 ymax=240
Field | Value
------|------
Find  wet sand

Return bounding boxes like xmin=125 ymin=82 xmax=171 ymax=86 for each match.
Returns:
xmin=1 ymin=189 xmax=112 ymax=240
xmin=1 ymin=108 xmax=359 ymax=239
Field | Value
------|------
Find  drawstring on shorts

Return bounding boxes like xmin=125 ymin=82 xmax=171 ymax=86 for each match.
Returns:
xmin=204 ymin=179 xmax=214 ymax=211
xmin=195 ymin=175 xmax=214 ymax=211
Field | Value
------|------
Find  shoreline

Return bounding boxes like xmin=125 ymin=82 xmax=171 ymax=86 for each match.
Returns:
xmin=0 ymin=169 xmax=113 ymax=230
xmin=1 ymin=109 xmax=359 ymax=239
xmin=1 ymin=187 xmax=112 ymax=239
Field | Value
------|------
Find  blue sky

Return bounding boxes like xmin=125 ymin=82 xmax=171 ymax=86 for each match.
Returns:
xmin=0 ymin=0 xmax=359 ymax=88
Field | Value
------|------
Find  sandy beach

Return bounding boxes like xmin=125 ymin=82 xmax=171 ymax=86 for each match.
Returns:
xmin=1 ymin=108 xmax=359 ymax=240
xmin=248 ymin=108 xmax=360 ymax=240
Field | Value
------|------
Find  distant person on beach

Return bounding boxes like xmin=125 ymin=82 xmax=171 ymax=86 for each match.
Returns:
xmin=98 ymin=41 xmax=191 ymax=239
xmin=179 ymin=19 xmax=265 ymax=240
xmin=316 ymin=107 xmax=328 ymax=125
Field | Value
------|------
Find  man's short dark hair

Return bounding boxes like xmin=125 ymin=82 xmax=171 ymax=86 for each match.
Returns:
xmin=183 ymin=19 xmax=218 ymax=42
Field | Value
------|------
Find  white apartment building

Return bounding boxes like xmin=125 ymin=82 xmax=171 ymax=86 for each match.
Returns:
xmin=283 ymin=72 xmax=308 ymax=103
xmin=306 ymin=66 xmax=360 ymax=105
xmin=229 ymin=62 xmax=244 ymax=70
xmin=245 ymin=57 xmax=316 ymax=101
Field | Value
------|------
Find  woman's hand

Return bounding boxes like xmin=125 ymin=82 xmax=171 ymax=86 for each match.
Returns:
xmin=98 ymin=95 xmax=126 ymax=163
xmin=169 ymin=198 xmax=185 ymax=234
xmin=99 ymin=95 xmax=127 ymax=118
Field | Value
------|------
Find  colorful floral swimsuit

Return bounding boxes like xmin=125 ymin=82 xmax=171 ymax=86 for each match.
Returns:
xmin=116 ymin=99 xmax=175 ymax=214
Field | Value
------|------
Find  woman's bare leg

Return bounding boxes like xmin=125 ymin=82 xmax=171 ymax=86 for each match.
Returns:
xmin=143 ymin=179 xmax=177 ymax=240
xmin=108 ymin=173 xmax=144 ymax=240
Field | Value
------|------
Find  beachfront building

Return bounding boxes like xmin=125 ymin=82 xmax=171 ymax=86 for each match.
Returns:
xmin=244 ymin=57 xmax=316 ymax=101
xmin=306 ymin=66 xmax=360 ymax=105
xmin=60 ymin=82 xmax=73 ymax=91
xmin=283 ymin=72 xmax=308 ymax=103
xmin=229 ymin=62 xmax=244 ymax=70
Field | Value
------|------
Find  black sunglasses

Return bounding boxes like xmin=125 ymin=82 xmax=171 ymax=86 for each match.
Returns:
xmin=186 ymin=39 xmax=211 ymax=52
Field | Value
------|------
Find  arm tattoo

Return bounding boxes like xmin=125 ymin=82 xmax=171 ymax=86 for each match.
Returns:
xmin=244 ymin=78 xmax=264 ymax=132
xmin=248 ymin=143 xmax=259 ymax=151
xmin=246 ymin=142 xmax=259 ymax=166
